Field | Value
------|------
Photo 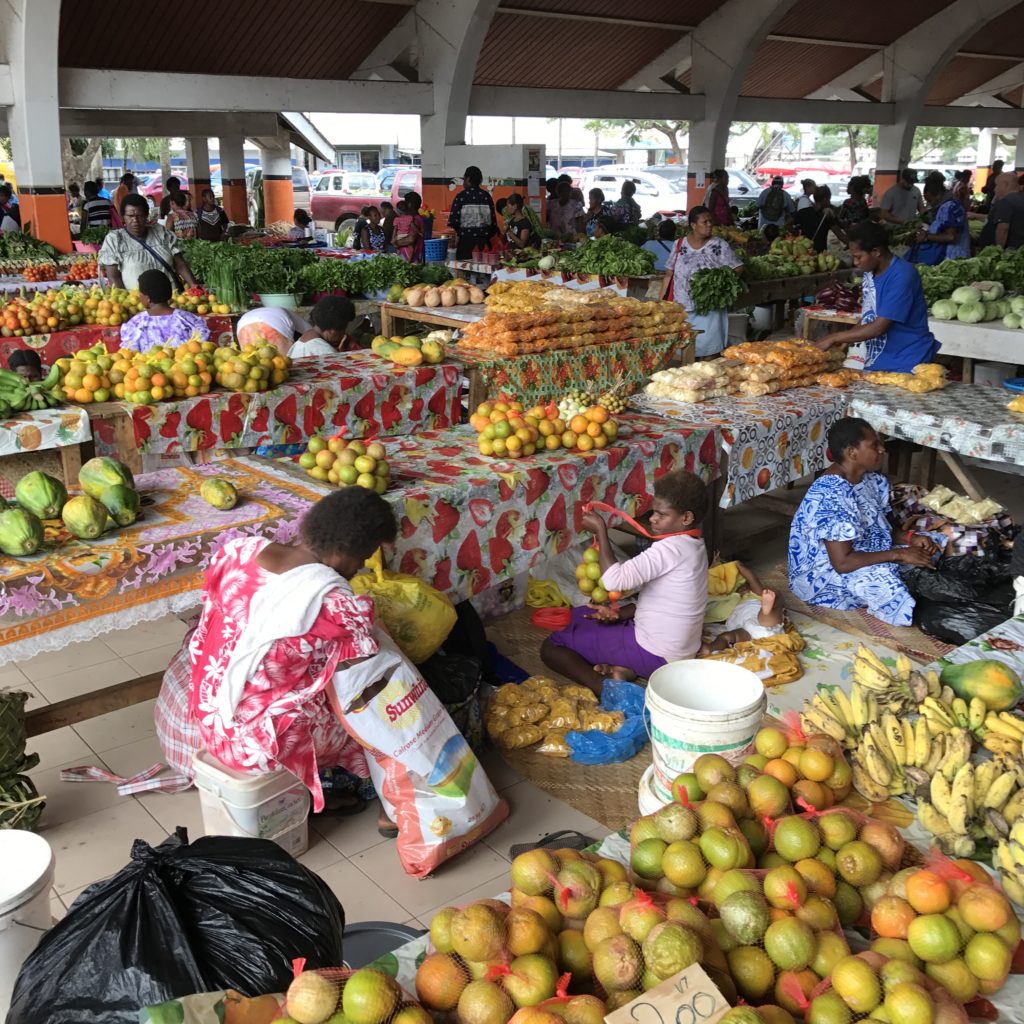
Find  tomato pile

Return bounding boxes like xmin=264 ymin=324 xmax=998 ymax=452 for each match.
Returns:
xmin=22 ymin=262 xmax=59 ymax=283
xmin=64 ymin=258 xmax=98 ymax=281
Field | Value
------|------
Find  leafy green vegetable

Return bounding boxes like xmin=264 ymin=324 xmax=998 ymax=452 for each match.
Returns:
xmin=557 ymin=235 xmax=655 ymax=276
xmin=77 ymin=226 xmax=111 ymax=245
xmin=689 ymin=266 xmax=745 ymax=315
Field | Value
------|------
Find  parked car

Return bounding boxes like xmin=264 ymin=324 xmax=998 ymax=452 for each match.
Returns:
xmin=578 ymin=166 xmax=687 ymax=221
xmin=245 ymin=166 xmax=312 ymax=227
xmin=376 ymin=165 xmax=418 ymax=194
xmin=311 ymin=167 xmax=422 ymax=231
xmin=140 ymin=171 xmax=190 ymax=207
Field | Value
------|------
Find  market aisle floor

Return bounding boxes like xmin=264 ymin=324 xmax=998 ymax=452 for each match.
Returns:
xmin=14 ymin=613 xmax=606 ymax=929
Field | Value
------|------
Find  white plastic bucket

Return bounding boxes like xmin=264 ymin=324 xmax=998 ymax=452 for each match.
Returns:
xmin=0 ymin=830 xmax=55 ymax=1017
xmin=192 ymin=750 xmax=310 ymax=857
xmin=646 ymin=660 xmax=766 ymax=804
xmin=638 ymin=764 xmax=669 ymax=816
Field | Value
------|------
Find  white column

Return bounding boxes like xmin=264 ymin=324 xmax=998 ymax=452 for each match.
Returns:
xmin=1015 ymin=130 xmax=1024 ymax=173
xmin=976 ymin=127 xmax=997 ymax=190
xmin=185 ymin=136 xmax=211 ymax=201
xmin=258 ymin=139 xmax=294 ymax=226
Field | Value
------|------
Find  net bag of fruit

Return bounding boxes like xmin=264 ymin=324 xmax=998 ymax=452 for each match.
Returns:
xmin=350 ymin=548 xmax=457 ymax=665
xmin=275 ymin=963 xmax=429 ymax=1024
xmin=332 ymin=627 xmax=508 ymax=878
xmin=862 ymin=851 xmax=1022 ymax=1007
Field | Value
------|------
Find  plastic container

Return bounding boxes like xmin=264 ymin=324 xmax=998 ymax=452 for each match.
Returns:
xmin=423 ymin=237 xmax=448 ymax=262
xmin=343 ymin=922 xmax=425 ymax=969
xmin=257 ymin=292 xmax=301 ymax=309
xmin=645 ymin=660 xmax=765 ymax=804
xmin=0 ymin=830 xmax=55 ymax=1018
xmin=638 ymin=764 xmax=668 ymax=816
xmin=192 ymin=750 xmax=310 ymax=857
xmin=72 ymin=241 xmax=100 ymax=253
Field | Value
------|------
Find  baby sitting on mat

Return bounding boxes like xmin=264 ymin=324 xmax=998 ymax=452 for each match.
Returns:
xmin=701 ymin=561 xmax=786 ymax=654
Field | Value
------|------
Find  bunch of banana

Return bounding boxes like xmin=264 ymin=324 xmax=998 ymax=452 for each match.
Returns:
xmin=0 ymin=364 xmax=62 ymax=413
xmin=982 ymin=711 xmax=1024 ymax=756
xmin=922 ymin=757 xmax=1024 ymax=859
xmin=850 ymin=644 xmax=931 ymax=712
xmin=993 ymin=816 xmax=1024 ymax=907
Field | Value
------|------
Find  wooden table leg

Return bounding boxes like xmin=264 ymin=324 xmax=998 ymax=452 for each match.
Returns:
xmin=467 ymin=367 xmax=485 ymax=410
xmin=804 ymin=313 xmax=816 ymax=340
xmin=937 ymin=450 xmax=985 ymax=501
xmin=112 ymin=410 xmax=143 ymax=475
xmin=59 ymin=438 xmax=94 ymax=486
xmin=963 ymin=357 xmax=974 ymax=384
xmin=380 ymin=305 xmax=394 ymax=338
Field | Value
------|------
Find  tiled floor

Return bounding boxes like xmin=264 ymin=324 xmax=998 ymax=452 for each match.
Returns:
xmin=11 ymin=613 xmax=607 ymax=928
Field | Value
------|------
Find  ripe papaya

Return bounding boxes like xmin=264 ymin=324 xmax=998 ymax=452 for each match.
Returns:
xmin=79 ymin=456 xmax=135 ymax=501
xmin=100 ymin=484 xmax=141 ymax=527
xmin=62 ymin=494 xmax=109 ymax=540
xmin=939 ymin=659 xmax=1023 ymax=712
xmin=391 ymin=346 xmax=424 ymax=367
xmin=420 ymin=341 xmax=444 ymax=365
xmin=200 ymin=478 xmax=238 ymax=510
xmin=15 ymin=470 xmax=68 ymax=519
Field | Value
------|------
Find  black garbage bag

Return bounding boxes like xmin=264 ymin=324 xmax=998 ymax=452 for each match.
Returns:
xmin=916 ymin=599 xmax=1011 ymax=646
xmin=8 ymin=830 xmax=345 ymax=1024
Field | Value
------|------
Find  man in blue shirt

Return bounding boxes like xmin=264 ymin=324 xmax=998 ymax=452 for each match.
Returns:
xmin=95 ymin=176 xmax=112 ymax=200
xmin=815 ymin=220 xmax=938 ymax=372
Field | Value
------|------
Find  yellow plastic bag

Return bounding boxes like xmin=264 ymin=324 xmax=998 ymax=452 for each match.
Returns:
xmin=349 ymin=549 xmax=457 ymax=664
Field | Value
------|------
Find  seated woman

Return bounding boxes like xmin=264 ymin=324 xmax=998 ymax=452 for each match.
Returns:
xmin=188 ymin=486 xmax=398 ymax=823
xmin=788 ymin=417 xmax=937 ymax=626
xmin=120 ymin=269 xmax=210 ymax=352
xmin=289 ymin=295 xmax=360 ymax=358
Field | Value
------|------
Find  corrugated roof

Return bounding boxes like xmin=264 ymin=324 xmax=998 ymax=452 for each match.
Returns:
xmin=499 ymin=0 xmax=719 ymax=23
xmin=960 ymin=4 xmax=1024 ymax=58
xmin=741 ymin=41 xmax=873 ymax=98
xmin=58 ymin=0 xmax=407 ymax=80
xmin=772 ymin=0 xmax=957 ymax=46
xmin=928 ymin=56 xmax=1021 ymax=105
xmin=474 ymin=12 xmax=686 ymax=89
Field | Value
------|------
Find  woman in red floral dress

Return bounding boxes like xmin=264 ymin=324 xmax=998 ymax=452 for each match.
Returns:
xmin=189 ymin=487 xmax=397 ymax=817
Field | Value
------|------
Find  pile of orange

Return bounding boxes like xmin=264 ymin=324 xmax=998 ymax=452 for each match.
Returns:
xmin=470 ymin=399 xmax=619 ymax=459
xmin=212 ymin=342 xmax=290 ymax=394
xmin=746 ymin=725 xmax=854 ymax=811
xmin=0 ymin=285 xmax=143 ymax=337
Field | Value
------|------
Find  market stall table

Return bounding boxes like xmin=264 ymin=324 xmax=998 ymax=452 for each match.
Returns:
xmin=0 ymin=407 xmax=93 ymax=492
xmin=634 ymin=385 xmax=849 ymax=508
xmin=0 ymin=276 xmax=101 ymax=294
xmin=86 ymin=351 xmax=462 ymax=472
xmin=846 ymin=380 xmax=1024 ymax=500
xmin=445 ymin=262 xmax=664 ymax=300
xmin=734 ymin=268 xmax=857 ymax=311
xmin=378 ymin=300 xmax=486 ymax=339
xmin=924 ymin=613 xmax=1024 ymax=678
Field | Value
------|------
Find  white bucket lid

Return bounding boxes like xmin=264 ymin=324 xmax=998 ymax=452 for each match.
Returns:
xmin=647 ymin=659 xmax=764 ymax=716
xmin=0 ymin=830 xmax=55 ymax=916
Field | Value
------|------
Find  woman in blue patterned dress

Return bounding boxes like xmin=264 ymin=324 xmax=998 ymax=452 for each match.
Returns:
xmin=788 ymin=417 xmax=937 ymax=625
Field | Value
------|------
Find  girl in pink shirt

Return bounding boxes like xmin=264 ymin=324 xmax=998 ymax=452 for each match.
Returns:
xmin=541 ymin=470 xmax=709 ymax=694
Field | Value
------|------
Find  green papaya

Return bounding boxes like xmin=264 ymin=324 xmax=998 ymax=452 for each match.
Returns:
xmin=200 ymin=478 xmax=238 ymax=510
xmin=78 ymin=456 xmax=135 ymax=501
xmin=62 ymin=494 xmax=109 ymax=540
xmin=939 ymin=659 xmax=1023 ymax=712
xmin=15 ymin=470 xmax=68 ymax=519
xmin=0 ymin=507 xmax=44 ymax=556
xmin=100 ymin=484 xmax=140 ymax=527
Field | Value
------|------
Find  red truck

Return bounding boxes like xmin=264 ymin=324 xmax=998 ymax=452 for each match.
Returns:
xmin=311 ymin=168 xmax=422 ymax=232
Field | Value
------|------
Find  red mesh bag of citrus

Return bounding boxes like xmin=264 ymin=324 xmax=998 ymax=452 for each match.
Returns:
xmin=276 ymin=961 xmax=429 ymax=1024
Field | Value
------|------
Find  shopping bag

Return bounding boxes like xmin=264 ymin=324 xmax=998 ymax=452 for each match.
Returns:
xmin=7 ymin=831 xmax=345 ymax=1024
xmin=349 ymin=549 xmax=457 ymax=664
xmin=331 ymin=630 xmax=508 ymax=877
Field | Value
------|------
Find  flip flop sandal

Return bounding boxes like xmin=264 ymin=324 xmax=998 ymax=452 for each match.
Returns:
xmin=378 ymin=822 xmax=400 ymax=839
xmin=312 ymin=794 xmax=368 ymax=818
xmin=509 ymin=829 xmax=599 ymax=860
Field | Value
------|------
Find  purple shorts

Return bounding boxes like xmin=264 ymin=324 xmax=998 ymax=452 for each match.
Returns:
xmin=548 ymin=606 xmax=667 ymax=679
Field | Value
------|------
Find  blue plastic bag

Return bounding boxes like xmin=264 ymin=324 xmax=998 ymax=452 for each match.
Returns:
xmin=566 ymin=679 xmax=649 ymax=765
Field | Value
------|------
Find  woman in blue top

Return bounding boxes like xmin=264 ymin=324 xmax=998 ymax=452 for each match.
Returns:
xmin=910 ymin=175 xmax=970 ymax=266
xmin=816 ymin=221 xmax=938 ymax=371
xmin=788 ymin=417 xmax=937 ymax=625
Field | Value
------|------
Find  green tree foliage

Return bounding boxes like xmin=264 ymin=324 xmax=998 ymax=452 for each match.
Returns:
xmin=584 ymin=119 xmax=688 ymax=164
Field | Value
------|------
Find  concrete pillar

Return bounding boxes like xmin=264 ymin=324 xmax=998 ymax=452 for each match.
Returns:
xmin=218 ymin=134 xmax=248 ymax=223
xmin=874 ymin=120 xmax=913 ymax=205
xmin=259 ymin=139 xmax=293 ymax=227
xmin=976 ymin=127 xmax=997 ymax=193
xmin=6 ymin=0 xmax=71 ymax=252
xmin=416 ymin=0 xmax=500 ymax=229
xmin=1015 ymin=130 xmax=1024 ymax=173
xmin=186 ymin=136 xmax=211 ymax=205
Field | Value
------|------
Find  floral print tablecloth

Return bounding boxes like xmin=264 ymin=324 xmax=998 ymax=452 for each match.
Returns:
xmin=454 ymin=337 xmax=681 ymax=406
xmin=0 ymin=458 xmax=323 ymax=665
xmin=924 ymin=614 xmax=1024 ymax=678
xmin=634 ymin=385 xmax=850 ymax=507
xmin=91 ymin=351 xmax=463 ymax=457
xmin=847 ymin=381 xmax=1024 ymax=466
xmin=0 ymin=407 xmax=91 ymax=457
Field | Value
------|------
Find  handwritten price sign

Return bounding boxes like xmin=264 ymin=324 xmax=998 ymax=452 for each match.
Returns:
xmin=603 ymin=964 xmax=729 ymax=1024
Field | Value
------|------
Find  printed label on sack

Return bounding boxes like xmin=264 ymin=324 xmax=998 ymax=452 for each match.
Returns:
xmin=603 ymin=964 xmax=729 ymax=1024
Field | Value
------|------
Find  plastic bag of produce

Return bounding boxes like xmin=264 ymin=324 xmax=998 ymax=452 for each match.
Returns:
xmin=349 ymin=549 xmax=457 ymax=664
xmin=331 ymin=629 xmax=508 ymax=878
xmin=7 ymin=831 xmax=346 ymax=1024
xmin=566 ymin=679 xmax=648 ymax=765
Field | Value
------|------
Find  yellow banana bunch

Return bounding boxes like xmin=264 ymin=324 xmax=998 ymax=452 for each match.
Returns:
xmin=994 ymin=819 xmax=1024 ymax=908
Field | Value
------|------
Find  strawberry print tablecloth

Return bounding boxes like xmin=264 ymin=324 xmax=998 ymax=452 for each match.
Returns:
xmin=454 ymin=337 xmax=681 ymax=406
xmin=90 ymin=351 xmax=462 ymax=457
xmin=0 ymin=407 xmax=91 ymax=457
xmin=847 ymin=381 xmax=1024 ymax=466
xmin=0 ymin=457 xmax=324 ymax=664
xmin=634 ymin=385 xmax=850 ymax=507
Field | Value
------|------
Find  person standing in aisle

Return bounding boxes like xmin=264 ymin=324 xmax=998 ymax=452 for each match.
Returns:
xmin=358 ymin=206 xmax=387 ymax=252
xmin=981 ymin=159 xmax=1004 ymax=210
xmin=584 ymin=188 xmax=611 ymax=235
xmin=547 ymin=180 xmax=584 ymax=240
xmin=165 ymin=191 xmax=199 ymax=240
xmin=794 ymin=186 xmax=846 ymax=253
xmin=611 ymin=180 xmax=642 ymax=226
xmin=448 ymin=166 xmax=497 ymax=259
xmin=910 ymin=175 xmax=969 ymax=265
xmin=503 ymin=193 xmax=540 ymax=250
xmin=160 ymin=175 xmax=190 ymax=218
xmin=985 ymin=171 xmax=1024 ymax=250
xmin=756 ymin=176 xmax=794 ymax=232
xmin=838 ymin=176 xmax=872 ymax=229
xmin=113 ymin=173 xmax=136 ymax=212
xmin=643 ymin=219 xmax=678 ymax=271
xmin=80 ymin=180 xmax=114 ymax=230
xmin=95 ymin=176 xmax=111 ymax=200
xmin=704 ymin=170 xmax=734 ymax=227
xmin=795 ymin=179 xmax=817 ymax=212
xmin=878 ymin=169 xmax=924 ymax=225
xmin=660 ymin=205 xmax=744 ymax=358
xmin=196 ymin=188 xmax=229 ymax=241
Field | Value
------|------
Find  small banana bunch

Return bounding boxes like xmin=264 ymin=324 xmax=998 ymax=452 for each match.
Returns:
xmin=982 ymin=710 xmax=1024 ymax=756
xmin=921 ymin=757 xmax=1024 ymax=860
xmin=993 ymin=817 xmax=1024 ymax=907
xmin=0 ymin=364 xmax=62 ymax=415
xmin=799 ymin=646 xmax=937 ymax=751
